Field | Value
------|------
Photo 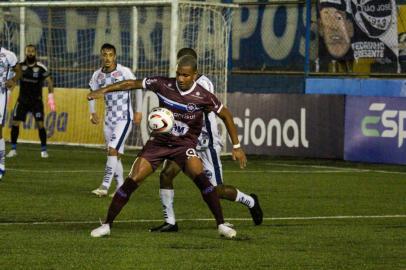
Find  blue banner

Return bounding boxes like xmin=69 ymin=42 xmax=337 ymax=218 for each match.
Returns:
xmin=306 ymin=78 xmax=406 ymax=97
xmin=344 ymin=96 xmax=406 ymax=164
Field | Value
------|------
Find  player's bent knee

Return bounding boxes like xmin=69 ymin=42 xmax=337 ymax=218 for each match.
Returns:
xmin=193 ymin=172 xmax=215 ymax=194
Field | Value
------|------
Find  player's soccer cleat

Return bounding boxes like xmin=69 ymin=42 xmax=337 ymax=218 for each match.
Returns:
xmin=223 ymin=222 xmax=234 ymax=228
xmin=90 ymin=223 xmax=110 ymax=237
xmin=218 ymin=223 xmax=237 ymax=239
xmin=149 ymin=222 xmax=178 ymax=232
xmin=6 ymin=150 xmax=17 ymax=158
xmin=249 ymin=193 xmax=263 ymax=225
xmin=41 ymin=151 xmax=49 ymax=158
xmin=91 ymin=186 xmax=108 ymax=197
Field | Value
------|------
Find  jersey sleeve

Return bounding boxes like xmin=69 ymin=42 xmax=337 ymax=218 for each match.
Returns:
xmin=37 ymin=62 xmax=50 ymax=78
xmin=142 ymin=76 xmax=164 ymax=93
xmin=205 ymin=91 xmax=223 ymax=114
xmin=122 ymin=67 xmax=136 ymax=80
xmin=197 ymin=76 xmax=214 ymax=93
xmin=6 ymin=51 xmax=18 ymax=67
xmin=89 ymin=71 xmax=99 ymax=91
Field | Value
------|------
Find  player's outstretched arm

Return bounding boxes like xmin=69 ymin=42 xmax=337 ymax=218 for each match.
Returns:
xmin=217 ymin=107 xmax=247 ymax=169
xmin=87 ymin=79 xmax=143 ymax=100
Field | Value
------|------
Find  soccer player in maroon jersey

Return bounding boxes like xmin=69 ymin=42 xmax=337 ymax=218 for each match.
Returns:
xmin=89 ymin=55 xmax=246 ymax=239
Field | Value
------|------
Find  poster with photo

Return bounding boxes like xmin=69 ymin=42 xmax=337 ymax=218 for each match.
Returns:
xmin=318 ymin=0 xmax=398 ymax=62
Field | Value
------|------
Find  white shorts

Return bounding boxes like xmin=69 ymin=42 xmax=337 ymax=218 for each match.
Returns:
xmin=0 ymin=90 xmax=7 ymax=126
xmin=198 ymin=144 xmax=223 ymax=186
xmin=104 ymin=119 xmax=132 ymax=154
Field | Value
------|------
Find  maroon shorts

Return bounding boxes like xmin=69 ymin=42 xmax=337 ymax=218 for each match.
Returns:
xmin=139 ymin=140 xmax=199 ymax=171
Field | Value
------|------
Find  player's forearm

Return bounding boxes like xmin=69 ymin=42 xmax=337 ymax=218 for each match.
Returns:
xmin=102 ymin=80 xmax=142 ymax=94
xmin=12 ymin=64 xmax=22 ymax=82
xmin=134 ymin=89 xmax=143 ymax=112
xmin=88 ymin=99 xmax=96 ymax=114
xmin=219 ymin=107 xmax=240 ymax=146
xmin=47 ymin=77 xmax=54 ymax=93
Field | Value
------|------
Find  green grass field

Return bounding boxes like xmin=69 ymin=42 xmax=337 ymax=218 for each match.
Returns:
xmin=0 ymin=144 xmax=405 ymax=269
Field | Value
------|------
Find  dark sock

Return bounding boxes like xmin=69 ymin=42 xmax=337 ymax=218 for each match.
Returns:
xmin=11 ymin=126 xmax=19 ymax=146
xmin=105 ymin=177 xmax=139 ymax=225
xmin=38 ymin=128 xmax=47 ymax=150
xmin=193 ymin=173 xmax=224 ymax=225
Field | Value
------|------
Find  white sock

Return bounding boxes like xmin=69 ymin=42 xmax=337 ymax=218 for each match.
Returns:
xmin=101 ymin=156 xmax=118 ymax=190
xmin=0 ymin=138 xmax=4 ymax=174
xmin=114 ymin=159 xmax=124 ymax=190
xmin=159 ymin=189 xmax=176 ymax=225
xmin=235 ymin=189 xmax=255 ymax=208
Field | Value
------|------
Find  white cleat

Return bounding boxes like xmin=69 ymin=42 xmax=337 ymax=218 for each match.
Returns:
xmin=90 ymin=223 xmax=110 ymax=237
xmin=41 ymin=151 xmax=49 ymax=158
xmin=223 ymin=222 xmax=234 ymax=228
xmin=218 ymin=223 xmax=237 ymax=239
xmin=91 ymin=187 xmax=108 ymax=197
xmin=6 ymin=150 xmax=17 ymax=158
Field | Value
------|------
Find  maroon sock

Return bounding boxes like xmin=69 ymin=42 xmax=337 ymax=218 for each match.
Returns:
xmin=105 ymin=177 xmax=139 ymax=225
xmin=193 ymin=173 xmax=224 ymax=225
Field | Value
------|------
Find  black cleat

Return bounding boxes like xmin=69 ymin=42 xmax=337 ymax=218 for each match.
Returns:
xmin=249 ymin=193 xmax=263 ymax=225
xmin=149 ymin=222 xmax=179 ymax=232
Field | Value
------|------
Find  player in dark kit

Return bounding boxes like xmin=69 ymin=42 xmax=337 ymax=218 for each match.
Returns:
xmin=7 ymin=45 xmax=55 ymax=159
xmin=89 ymin=55 xmax=246 ymax=239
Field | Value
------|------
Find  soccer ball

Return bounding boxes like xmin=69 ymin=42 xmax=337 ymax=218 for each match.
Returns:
xmin=147 ymin=107 xmax=175 ymax=133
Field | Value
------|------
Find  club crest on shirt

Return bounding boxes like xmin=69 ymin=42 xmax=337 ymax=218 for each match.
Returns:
xmin=187 ymin=103 xmax=197 ymax=112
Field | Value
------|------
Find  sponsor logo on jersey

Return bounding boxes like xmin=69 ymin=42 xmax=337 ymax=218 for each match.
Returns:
xmin=171 ymin=120 xmax=189 ymax=136
xmin=145 ymin=78 xmax=157 ymax=85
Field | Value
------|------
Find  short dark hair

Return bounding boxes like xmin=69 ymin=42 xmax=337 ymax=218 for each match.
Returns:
xmin=26 ymin=44 xmax=36 ymax=50
xmin=101 ymin=43 xmax=116 ymax=54
xmin=177 ymin=48 xmax=197 ymax=60
xmin=177 ymin=55 xmax=197 ymax=71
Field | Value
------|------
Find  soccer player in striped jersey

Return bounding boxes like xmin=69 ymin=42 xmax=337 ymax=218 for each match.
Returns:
xmin=7 ymin=45 xmax=55 ymax=159
xmin=150 ymin=48 xmax=263 ymax=232
xmin=88 ymin=43 xmax=142 ymax=197
xmin=0 ymin=46 xmax=21 ymax=180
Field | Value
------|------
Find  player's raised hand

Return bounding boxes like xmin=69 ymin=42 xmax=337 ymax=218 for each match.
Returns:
xmin=87 ymin=90 xmax=104 ymax=100
xmin=90 ymin=113 xmax=100 ymax=125
xmin=232 ymin=148 xmax=247 ymax=169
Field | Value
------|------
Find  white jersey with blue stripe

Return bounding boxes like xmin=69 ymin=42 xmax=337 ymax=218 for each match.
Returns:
xmin=196 ymin=75 xmax=222 ymax=150
xmin=0 ymin=47 xmax=18 ymax=93
xmin=89 ymin=64 xmax=135 ymax=126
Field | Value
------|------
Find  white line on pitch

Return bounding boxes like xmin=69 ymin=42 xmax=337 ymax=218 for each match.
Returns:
xmin=267 ymin=162 xmax=406 ymax=175
xmin=0 ymin=215 xmax=405 ymax=226
xmin=6 ymin=168 xmax=368 ymax=174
